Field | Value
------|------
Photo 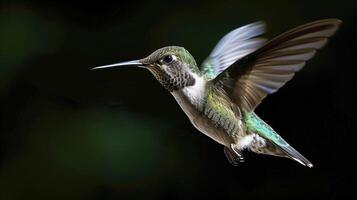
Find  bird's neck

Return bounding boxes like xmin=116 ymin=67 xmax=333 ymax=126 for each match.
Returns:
xmin=171 ymin=73 xmax=207 ymax=111
xmin=148 ymin=66 xmax=197 ymax=92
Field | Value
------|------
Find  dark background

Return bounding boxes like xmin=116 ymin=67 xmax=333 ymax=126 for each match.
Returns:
xmin=0 ymin=0 xmax=356 ymax=199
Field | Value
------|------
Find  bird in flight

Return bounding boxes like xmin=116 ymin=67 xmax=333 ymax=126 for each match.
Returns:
xmin=93 ymin=19 xmax=341 ymax=167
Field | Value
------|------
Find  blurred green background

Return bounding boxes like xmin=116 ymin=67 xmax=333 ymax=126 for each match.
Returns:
xmin=0 ymin=0 xmax=356 ymax=199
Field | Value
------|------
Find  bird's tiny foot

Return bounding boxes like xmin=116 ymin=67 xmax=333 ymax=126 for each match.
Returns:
xmin=224 ymin=146 xmax=244 ymax=166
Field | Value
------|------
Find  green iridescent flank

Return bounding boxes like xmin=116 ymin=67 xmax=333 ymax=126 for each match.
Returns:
xmin=243 ymin=111 xmax=288 ymax=147
xmin=203 ymin=87 xmax=238 ymax=135
xmin=206 ymin=92 xmax=233 ymax=119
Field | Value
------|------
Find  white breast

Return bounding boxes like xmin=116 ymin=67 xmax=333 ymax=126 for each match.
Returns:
xmin=170 ymin=74 xmax=233 ymax=146
xmin=180 ymin=73 xmax=206 ymax=110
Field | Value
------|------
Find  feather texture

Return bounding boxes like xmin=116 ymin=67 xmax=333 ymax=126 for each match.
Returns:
xmin=244 ymin=111 xmax=313 ymax=167
xmin=213 ymin=19 xmax=342 ymax=111
xmin=201 ymin=22 xmax=267 ymax=79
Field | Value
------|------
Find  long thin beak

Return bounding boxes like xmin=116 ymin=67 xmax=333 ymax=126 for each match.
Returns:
xmin=91 ymin=60 xmax=143 ymax=70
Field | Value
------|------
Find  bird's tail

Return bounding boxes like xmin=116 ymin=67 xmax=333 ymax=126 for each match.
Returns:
xmin=258 ymin=139 xmax=314 ymax=168
xmin=244 ymin=112 xmax=313 ymax=168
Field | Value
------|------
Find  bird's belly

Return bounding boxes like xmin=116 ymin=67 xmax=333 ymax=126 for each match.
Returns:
xmin=171 ymin=92 xmax=234 ymax=146
xmin=189 ymin=115 xmax=234 ymax=146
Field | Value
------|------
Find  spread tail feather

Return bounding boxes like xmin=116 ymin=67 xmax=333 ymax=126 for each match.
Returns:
xmin=274 ymin=142 xmax=313 ymax=168
xmin=245 ymin=111 xmax=313 ymax=167
xmin=248 ymin=138 xmax=313 ymax=168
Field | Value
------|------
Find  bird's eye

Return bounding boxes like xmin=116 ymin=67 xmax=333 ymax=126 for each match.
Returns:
xmin=162 ymin=55 xmax=174 ymax=64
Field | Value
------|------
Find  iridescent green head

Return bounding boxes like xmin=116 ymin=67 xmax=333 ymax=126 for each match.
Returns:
xmin=93 ymin=46 xmax=200 ymax=92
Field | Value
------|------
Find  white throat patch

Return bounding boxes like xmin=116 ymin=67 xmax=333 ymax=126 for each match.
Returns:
xmin=180 ymin=73 xmax=206 ymax=108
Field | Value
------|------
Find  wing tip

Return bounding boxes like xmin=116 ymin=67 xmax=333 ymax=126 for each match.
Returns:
xmin=325 ymin=18 xmax=343 ymax=25
xmin=323 ymin=18 xmax=343 ymax=36
xmin=307 ymin=18 xmax=342 ymax=27
xmin=251 ymin=20 xmax=267 ymax=29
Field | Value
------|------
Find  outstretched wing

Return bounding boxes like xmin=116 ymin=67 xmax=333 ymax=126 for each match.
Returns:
xmin=201 ymin=22 xmax=267 ymax=80
xmin=212 ymin=19 xmax=342 ymax=111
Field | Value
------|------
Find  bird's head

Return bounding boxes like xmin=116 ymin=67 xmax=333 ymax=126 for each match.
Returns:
xmin=93 ymin=46 xmax=200 ymax=92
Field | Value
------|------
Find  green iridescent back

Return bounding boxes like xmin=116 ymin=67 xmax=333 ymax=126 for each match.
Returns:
xmin=243 ymin=111 xmax=289 ymax=147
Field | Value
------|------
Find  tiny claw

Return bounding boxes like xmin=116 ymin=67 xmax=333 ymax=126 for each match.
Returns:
xmin=224 ymin=146 xmax=244 ymax=166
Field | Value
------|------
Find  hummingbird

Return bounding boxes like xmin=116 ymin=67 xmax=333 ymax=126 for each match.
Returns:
xmin=93 ymin=19 xmax=341 ymax=167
